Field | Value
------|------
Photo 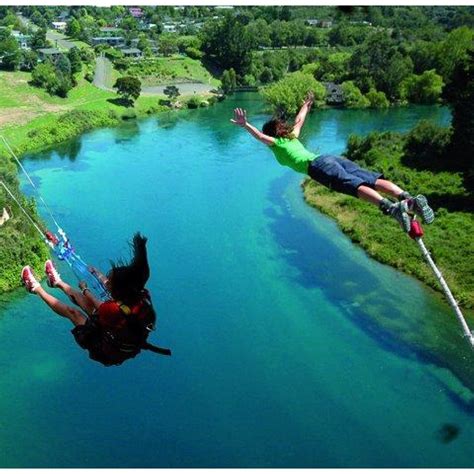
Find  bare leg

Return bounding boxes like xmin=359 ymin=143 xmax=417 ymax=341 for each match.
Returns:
xmin=55 ymin=280 xmax=96 ymax=316
xmin=357 ymin=185 xmax=385 ymax=206
xmin=34 ymin=286 xmax=87 ymax=327
xmin=375 ymin=179 xmax=405 ymax=199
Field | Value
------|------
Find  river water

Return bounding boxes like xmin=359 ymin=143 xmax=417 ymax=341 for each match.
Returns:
xmin=1 ymin=94 xmax=472 ymax=467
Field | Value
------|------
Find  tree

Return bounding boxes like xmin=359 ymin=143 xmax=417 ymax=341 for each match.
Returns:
xmin=318 ymin=51 xmax=351 ymax=82
xmin=31 ymin=61 xmax=60 ymax=92
xmin=66 ymin=18 xmax=81 ymax=38
xmin=114 ymin=76 xmax=141 ymax=106
xmin=447 ymin=48 xmax=474 ymax=185
xmin=408 ymin=39 xmax=438 ymax=74
xmin=435 ymin=26 xmax=474 ymax=85
xmin=341 ymin=81 xmax=370 ymax=108
xmin=20 ymin=49 xmax=39 ymax=72
xmin=158 ymin=33 xmax=178 ymax=57
xmin=245 ymin=19 xmax=271 ymax=49
xmin=349 ymin=31 xmax=413 ymax=99
xmin=260 ymin=67 xmax=273 ymax=84
xmin=221 ymin=68 xmax=237 ymax=94
xmin=261 ymin=71 xmax=326 ymax=115
xmin=163 ymin=85 xmax=180 ymax=103
xmin=137 ymin=35 xmax=152 ymax=57
xmin=0 ymin=12 xmax=21 ymax=29
xmin=404 ymin=120 xmax=452 ymax=170
xmin=67 ymin=47 xmax=82 ymax=74
xmin=366 ymin=88 xmax=389 ymax=108
xmin=400 ymin=70 xmax=444 ymax=104
xmin=199 ymin=12 xmax=252 ymax=76
xmin=0 ymin=35 xmax=21 ymax=70
xmin=56 ymin=54 xmax=72 ymax=76
xmin=30 ymin=28 xmax=47 ymax=50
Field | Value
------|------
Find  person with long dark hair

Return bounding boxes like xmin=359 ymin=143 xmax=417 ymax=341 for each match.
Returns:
xmin=21 ymin=233 xmax=170 ymax=366
xmin=231 ymin=93 xmax=434 ymax=232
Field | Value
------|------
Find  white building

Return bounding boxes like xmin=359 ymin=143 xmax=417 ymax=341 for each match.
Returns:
xmin=52 ymin=21 xmax=67 ymax=31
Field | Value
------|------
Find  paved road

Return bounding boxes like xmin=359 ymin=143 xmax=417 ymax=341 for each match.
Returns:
xmin=46 ymin=30 xmax=76 ymax=50
xmin=93 ymin=55 xmax=215 ymax=96
xmin=141 ymin=82 xmax=215 ymax=95
xmin=93 ymin=55 xmax=114 ymax=90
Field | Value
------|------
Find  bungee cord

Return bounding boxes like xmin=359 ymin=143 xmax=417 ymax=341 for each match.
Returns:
xmin=1 ymin=137 xmax=109 ymax=300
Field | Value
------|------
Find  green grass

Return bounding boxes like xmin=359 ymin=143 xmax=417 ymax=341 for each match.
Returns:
xmin=122 ymin=55 xmax=220 ymax=87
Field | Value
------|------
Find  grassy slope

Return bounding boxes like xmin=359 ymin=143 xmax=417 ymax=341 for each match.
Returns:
xmin=123 ymin=55 xmax=221 ymax=87
xmin=302 ymin=132 xmax=474 ymax=309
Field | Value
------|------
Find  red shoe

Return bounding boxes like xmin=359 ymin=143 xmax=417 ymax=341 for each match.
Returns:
xmin=21 ymin=266 xmax=40 ymax=294
xmin=45 ymin=259 xmax=61 ymax=288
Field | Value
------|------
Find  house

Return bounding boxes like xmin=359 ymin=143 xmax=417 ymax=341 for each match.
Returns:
xmin=306 ymin=19 xmax=320 ymax=27
xmin=56 ymin=10 xmax=70 ymax=22
xmin=163 ymin=23 xmax=177 ymax=33
xmin=323 ymin=82 xmax=344 ymax=105
xmin=11 ymin=30 xmax=31 ymax=49
xmin=91 ymin=36 xmax=125 ymax=47
xmin=320 ymin=21 xmax=333 ymax=28
xmin=37 ymin=48 xmax=62 ymax=61
xmin=0 ymin=207 xmax=11 ymax=226
xmin=99 ymin=27 xmax=122 ymax=36
xmin=52 ymin=21 xmax=67 ymax=31
xmin=129 ymin=7 xmax=143 ymax=18
xmin=120 ymin=48 xmax=142 ymax=59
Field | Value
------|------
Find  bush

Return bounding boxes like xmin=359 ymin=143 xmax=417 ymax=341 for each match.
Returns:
xmin=261 ymin=71 xmax=326 ymax=115
xmin=186 ymin=96 xmax=203 ymax=109
xmin=401 ymin=70 xmax=444 ymax=104
xmin=404 ymin=120 xmax=452 ymax=169
xmin=341 ymin=81 xmax=370 ymax=108
xmin=121 ymin=109 xmax=137 ymax=120
xmin=366 ymin=88 xmax=390 ymax=108
xmin=242 ymin=74 xmax=257 ymax=87
xmin=185 ymin=47 xmax=203 ymax=60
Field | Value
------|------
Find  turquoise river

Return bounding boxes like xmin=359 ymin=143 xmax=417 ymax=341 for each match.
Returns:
xmin=0 ymin=94 xmax=472 ymax=467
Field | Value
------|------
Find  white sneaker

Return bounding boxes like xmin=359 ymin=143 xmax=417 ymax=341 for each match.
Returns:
xmin=21 ymin=266 xmax=40 ymax=293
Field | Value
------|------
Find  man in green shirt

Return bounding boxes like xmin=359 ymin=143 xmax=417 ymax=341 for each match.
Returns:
xmin=230 ymin=93 xmax=434 ymax=232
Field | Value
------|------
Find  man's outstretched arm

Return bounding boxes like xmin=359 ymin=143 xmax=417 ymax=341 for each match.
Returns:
xmin=292 ymin=92 xmax=314 ymax=138
xmin=231 ymin=108 xmax=275 ymax=146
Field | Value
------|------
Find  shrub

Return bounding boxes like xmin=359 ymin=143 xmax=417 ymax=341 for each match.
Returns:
xmin=341 ymin=81 xmax=370 ymax=108
xmin=366 ymin=88 xmax=390 ymax=108
xmin=404 ymin=120 xmax=452 ymax=169
xmin=185 ymin=47 xmax=203 ymax=60
xmin=186 ymin=96 xmax=202 ymax=109
xmin=400 ymin=70 xmax=444 ymax=104
xmin=121 ymin=109 xmax=137 ymax=120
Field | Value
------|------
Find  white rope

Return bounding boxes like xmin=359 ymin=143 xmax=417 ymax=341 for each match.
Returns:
xmin=416 ymin=236 xmax=474 ymax=349
xmin=0 ymin=180 xmax=49 ymax=243
xmin=1 ymin=135 xmax=62 ymax=231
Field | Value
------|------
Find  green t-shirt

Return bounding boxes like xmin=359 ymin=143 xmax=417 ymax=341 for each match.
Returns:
xmin=269 ymin=137 xmax=319 ymax=174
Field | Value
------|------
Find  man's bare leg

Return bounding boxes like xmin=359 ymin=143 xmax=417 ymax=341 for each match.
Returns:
xmin=375 ymin=179 xmax=405 ymax=199
xmin=34 ymin=286 xmax=87 ymax=327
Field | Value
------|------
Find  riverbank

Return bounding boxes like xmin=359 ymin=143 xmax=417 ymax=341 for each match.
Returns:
xmin=302 ymin=130 xmax=474 ymax=310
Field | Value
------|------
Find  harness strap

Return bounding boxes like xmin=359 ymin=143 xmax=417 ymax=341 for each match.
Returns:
xmin=142 ymin=342 xmax=172 ymax=356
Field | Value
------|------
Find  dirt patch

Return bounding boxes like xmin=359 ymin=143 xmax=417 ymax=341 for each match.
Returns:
xmin=0 ymin=102 xmax=68 ymax=128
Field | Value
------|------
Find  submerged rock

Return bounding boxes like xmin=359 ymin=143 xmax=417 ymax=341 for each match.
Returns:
xmin=437 ymin=423 xmax=460 ymax=443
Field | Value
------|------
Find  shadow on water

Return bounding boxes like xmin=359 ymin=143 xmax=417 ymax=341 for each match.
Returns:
xmin=23 ymin=136 xmax=83 ymax=163
xmin=264 ymin=173 xmax=474 ymax=411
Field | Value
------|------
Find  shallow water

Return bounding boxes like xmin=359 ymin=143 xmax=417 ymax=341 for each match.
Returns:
xmin=1 ymin=95 xmax=473 ymax=467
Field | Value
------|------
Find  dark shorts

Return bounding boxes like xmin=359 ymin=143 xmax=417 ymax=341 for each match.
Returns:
xmin=71 ymin=319 xmax=139 ymax=367
xmin=307 ymin=154 xmax=383 ymax=197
